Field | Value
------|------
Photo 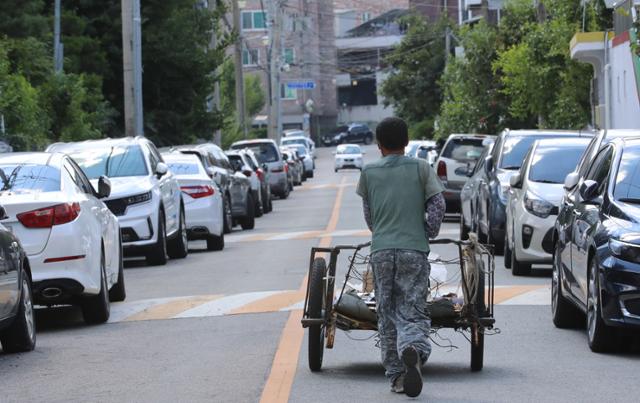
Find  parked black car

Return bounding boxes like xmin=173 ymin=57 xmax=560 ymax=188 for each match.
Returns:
xmin=323 ymin=124 xmax=374 ymax=146
xmin=552 ymin=137 xmax=640 ymax=352
xmin=0 ymin=210 xmax=36 ymax=353
xmin=467 ymin=130 xmax=593 ymax=254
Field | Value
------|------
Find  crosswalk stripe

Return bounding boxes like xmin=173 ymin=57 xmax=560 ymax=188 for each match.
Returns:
xmin=225 ymin=228 xmax=460 ymax=244
xmin=108 ymin=285 xmax=549 ymax=324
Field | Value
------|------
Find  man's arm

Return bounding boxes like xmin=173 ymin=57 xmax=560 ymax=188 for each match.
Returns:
xmin=362 ymin=198 xmax=373 ymax=232
xmin=425 ymin=192 xmax=445 ymax=239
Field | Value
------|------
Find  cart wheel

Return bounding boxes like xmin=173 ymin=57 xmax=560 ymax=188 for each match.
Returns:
xmin=308 ymin=257 xmax=327 ymax=372
xmin=470 ymin=323 xmax=484 ymax=372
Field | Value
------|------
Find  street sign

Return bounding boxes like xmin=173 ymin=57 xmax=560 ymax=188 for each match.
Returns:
xmin=286 ymin=81 xmax=316 ymax=90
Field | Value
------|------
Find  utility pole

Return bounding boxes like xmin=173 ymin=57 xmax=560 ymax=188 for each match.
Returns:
xmin=53 ymin=0 xmax=63 ymax=73
xmin=268 ymin=0 xmax=282 ymax=143
xmin=122 ymin=0 xmax=144 ymax=137
xmin=445 ymin=26 xmax=451 ymax=66
xmin=232 ymin=0 xmax=248 ymax=139
xmin=210 ymin=0 xmax=222 ymax=145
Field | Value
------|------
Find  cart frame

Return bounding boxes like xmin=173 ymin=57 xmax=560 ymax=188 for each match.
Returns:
xmin=301 ymin=235 xmax=495 ymax=372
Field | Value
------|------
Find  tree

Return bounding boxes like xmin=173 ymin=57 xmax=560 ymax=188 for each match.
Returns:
xmin=140 ymin=0 xmax=231 ymax=146
xmin=381 ymin=15 xmax=452 ymax=138
xmin=437 ymin=21 xmax=508 ymax=138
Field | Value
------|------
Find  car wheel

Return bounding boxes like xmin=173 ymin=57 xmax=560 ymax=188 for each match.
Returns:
xmin=511 ymin=248 xmax=531 ymax=276
xmin=109 ymin=235 xmax=126 ymax=302
xmin=364 ymin=135 xmax=372 ymax=145
xmin=0 ymin=265 xmax=36 ymax=353
xmin=503 ymin=233 xmax=512 ymax=269
xmin=460 ymin=216 xmax=470 ymax=241
xmin=551 ymin=243 xmax=582 ymax=328
xmin=146 ymin=210 xmax=168 ymax=266
xmin=223 ymin=194 xmax=233 ymax=234
xmin=307 ymin=170 xmax=314 ymax=179
xmin=255 ymin=194 xmax=264 ymax=218
xmin=587 ymin=258 xmax=616 ymax=352
xmin=240 ymin=193 xmax=256 ymax=230
xmin=334 ymin=168 xmax=338 ymax=173
xmin=168 ymin=206 xmax=188 ymax=259
xmin=280 ymin=184 xmax=290 ymax=200
xmin=207 ymin=233 xmax=225 ymax=251
xmin=266 ymin=194 xmax=273 ymax=213
xmin=81 ymin=251 xmax=110 ymax=324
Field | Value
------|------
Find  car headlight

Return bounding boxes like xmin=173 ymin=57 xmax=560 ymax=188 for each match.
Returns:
xmin=125 ymin=191 xmax=152 ymax=206
xmin=609 ymin=239 xmax=640 ymax=263
xmin=523 ymin=191 xmax=554 ymax=218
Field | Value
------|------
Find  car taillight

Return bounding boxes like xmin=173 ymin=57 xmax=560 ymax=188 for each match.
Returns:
xmin=17 ymin=203 xmax=81 ymax=228
xmin=437 ymin=160 xmax=447 ymax=181
xmin=256 ymin=169 xmax=264 ymax=181
xmin=181 ymin=185 xmax=215 ymax=199
xmin=284 ymin=164 xmax=289 ymax=173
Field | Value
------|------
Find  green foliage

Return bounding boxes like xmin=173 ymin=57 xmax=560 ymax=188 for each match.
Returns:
xmin=437 ymin=21 xmax=504 ymax=138
xmin=381 ymin=15 xmax=452 ymax=137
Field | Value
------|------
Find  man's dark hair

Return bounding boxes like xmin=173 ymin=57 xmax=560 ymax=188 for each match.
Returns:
xmin=376 ymin=117 xmax=409 ymax=150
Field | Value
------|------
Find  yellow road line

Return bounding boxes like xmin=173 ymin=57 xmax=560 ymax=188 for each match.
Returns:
xmin=493 ymin=285 xmax=545 ymax=305
xmin=122 ymin=295 xmax=222 ymax=322
xmin=229 ymin=290 xmax=305 ymax=315
xmin=260 ymin=176 xmax=347 ymax=403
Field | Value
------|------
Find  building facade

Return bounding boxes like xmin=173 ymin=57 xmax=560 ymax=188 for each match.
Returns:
xmin=334 ymin=0 xmax=409 ymax=34
xmin=239 ymin=0 xmax=337 ymax=139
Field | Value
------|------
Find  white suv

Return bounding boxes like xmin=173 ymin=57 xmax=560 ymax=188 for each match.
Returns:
xmin=47 ymin=137 xmax=188 ymax=266
xmin=505 ymin=138 xmax=590 ymax=275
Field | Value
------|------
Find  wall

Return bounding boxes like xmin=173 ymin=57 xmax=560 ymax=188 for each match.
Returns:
xmin=334 ymin=0 xmax=409 ymax=26
xmin=609 ymin=34 xmax=640 ymax=128
xmin=337 ymin=72 xmax=396 ymax=126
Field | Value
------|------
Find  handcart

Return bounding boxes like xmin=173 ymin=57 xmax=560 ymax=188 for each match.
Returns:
xmin=301 ymin=234 xmax=495 ymax=372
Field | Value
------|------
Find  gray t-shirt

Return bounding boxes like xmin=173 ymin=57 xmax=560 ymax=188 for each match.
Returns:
xmin=356 ymin=155 xmax=444 ymax=253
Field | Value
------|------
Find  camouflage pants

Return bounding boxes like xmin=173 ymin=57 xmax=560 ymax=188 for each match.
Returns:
xmin=370 ymin=249 xmax=431 ymax=382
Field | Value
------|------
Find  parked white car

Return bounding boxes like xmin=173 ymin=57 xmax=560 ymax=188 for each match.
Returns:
xmin=0 ymin=153 xmax=124 ymax=324
xmin=163 ymin=153 xmax=225 ymax=251
xmin=505 ymin=138 xmax=590 ymax=275
xmin=287 ymin=144 xmax=314 ymax=178
xmin=47 ymin=137 xmax=188 ymax=266
xmin=334 ymin=144 xmax=364 ymax=172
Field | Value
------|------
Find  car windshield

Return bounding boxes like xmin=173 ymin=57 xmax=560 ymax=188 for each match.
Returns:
xmin=0 ymin=164 xmax=61 ymax=192
xmin=232 ymin=143 xmax=278 ymax=163
xmin=528 ymin=145 xmax=587 ymax=184
xmin=338 ymin=146 xmax=361 ymax=155
xmin=167 ymin=162 xmax=200 ymax=175
xmin=440 ymin=138 xmax=484 ymax=161
xmin=67 ymin=145 xmax=148 ymax=179
xmin=282 ymin=138 xmax=307 ymax=147
xmin=500 ymin=135 xmax=557 ymax=170
xmin=614 ymin=144 xmax=640 ymax=203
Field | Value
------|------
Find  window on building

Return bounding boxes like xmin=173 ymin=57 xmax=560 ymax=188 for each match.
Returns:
xmin=338 ymin=78 xmax=377 ymax=107
xmin=283 ymin=48 xmax=295 ymax=64
xmin=281 ymin=84 xmax=297 ymax=100
xmin=362 ymin=12 xmax=371 ymax=22
xmin=242 ymin=48 xmax=259 ymax=66
xmin=241 ymin=10 xmax=267 ymax=30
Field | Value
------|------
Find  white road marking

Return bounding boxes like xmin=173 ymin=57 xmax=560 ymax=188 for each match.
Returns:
xmin=109 ymin=296 xmax=185 ymax=323
xmin=174 ymin=290 xmax=281 ymax=318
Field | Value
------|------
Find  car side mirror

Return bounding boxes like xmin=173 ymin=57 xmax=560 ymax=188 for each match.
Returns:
xmin=282 ymin=154 xmax=289 ymax=161
xmin=206 ymin=167 xmax=216 ymax=178
xmin=509 ymin=172 xmax=522 ymax=189
xmin=97 ymin=176 xmax=112 ymax=199
xmin=579 ymin=180 xmax=601 ymax=204
xmin=155 ymin=162 xmax=168 ymax=178
xmin=484 ymin=156 xmax=494 ymax=175
xmin=564 ymin=172 xmax=579 ymax=191
xmin=0 ymin=205 xmax=7 ymax=220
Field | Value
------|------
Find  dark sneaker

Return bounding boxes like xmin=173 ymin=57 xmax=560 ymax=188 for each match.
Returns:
xmin=391 ymin=374 xmax=405 ymax=393
xmin=402 ymin=347 xmax=423 ymax=398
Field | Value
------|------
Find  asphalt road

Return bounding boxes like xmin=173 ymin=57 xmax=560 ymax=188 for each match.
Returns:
xmin=1 ymin=145 xmax=638 ymax=403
